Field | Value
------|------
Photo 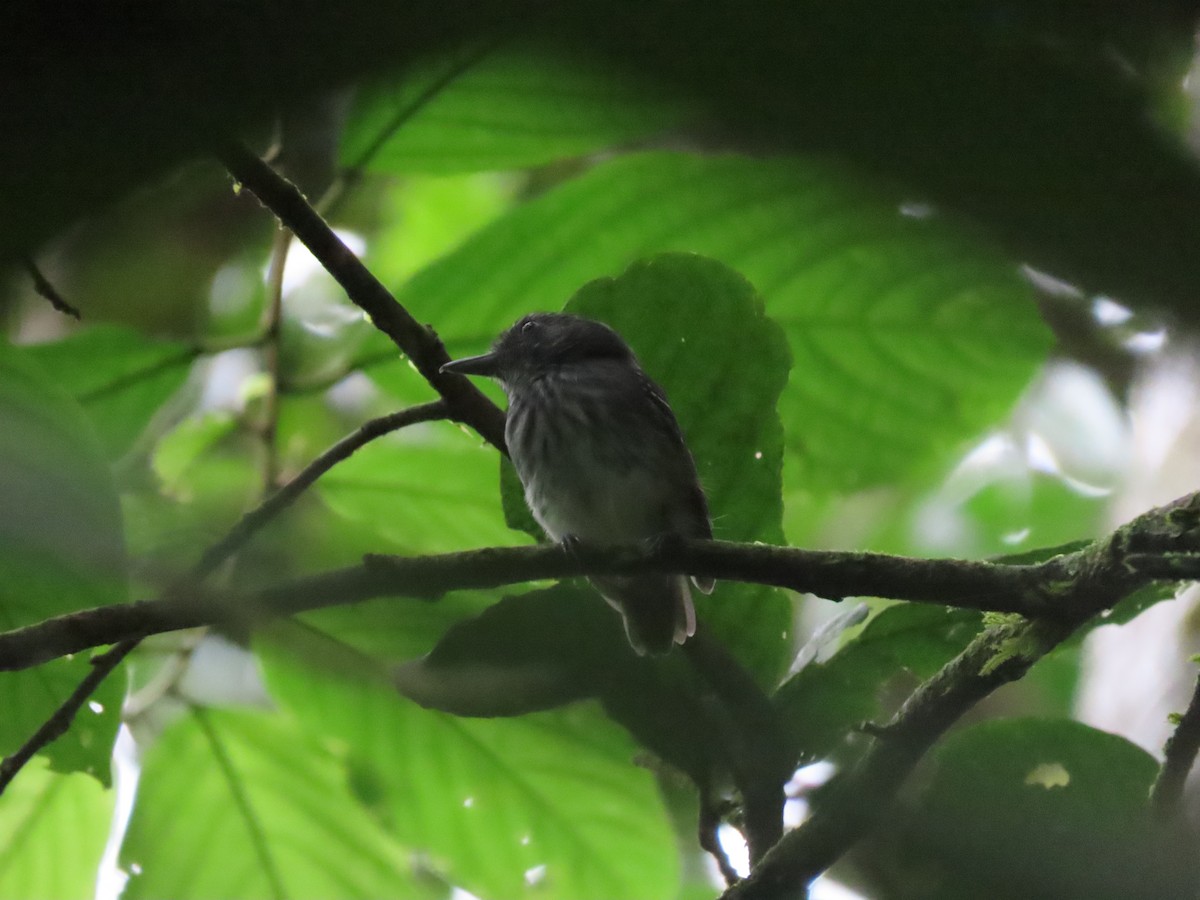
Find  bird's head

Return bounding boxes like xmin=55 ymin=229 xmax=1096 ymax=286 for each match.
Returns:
xmin=441 ymin=313 xmax=634 ymax=387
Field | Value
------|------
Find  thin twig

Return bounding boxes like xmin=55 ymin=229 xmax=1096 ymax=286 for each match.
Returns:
xmin=134 ymin=216 xmax=295 ymax=719
xmin=216 ymin=142 xmax=508 ymax=451
xmin=22 ymin=257 xmax=81 ymax=319
xmin=257 ymin=224 xmax=291 ymax=491
xmin=1151 ymin=668 xmax=1200 ymax=817
xmin=700 ymin=787 xmax=742 ymax=887
xmin=0 ymin=638 xmax=138 ymax=792
xmin=193 ymin=400 xmax=447 ymax=579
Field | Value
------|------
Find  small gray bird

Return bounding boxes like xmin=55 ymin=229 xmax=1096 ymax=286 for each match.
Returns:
xmin=441 ymin=312 xmax=714 ymax=654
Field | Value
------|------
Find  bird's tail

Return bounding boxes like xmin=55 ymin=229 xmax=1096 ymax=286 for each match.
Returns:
xmin=592 ymin=574 xmax=696 ymax=656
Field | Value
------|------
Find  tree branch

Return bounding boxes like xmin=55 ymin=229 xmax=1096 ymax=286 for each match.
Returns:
xmin=215 ymin=141 xmax=508 ymax=452
xmin=193 ymin=400 xmax=447 ymax=579
xmin=1151 ymin=668 xmax=1200 ymax=817
xmin=2 ymin=491 xmax=1198 ymax=673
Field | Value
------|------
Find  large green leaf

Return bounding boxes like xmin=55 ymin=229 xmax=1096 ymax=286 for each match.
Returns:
xmin=885 ymin=718 xmax=1193 ymax=899
xmin=294 ymin=590 xmax=501 ymax=666
xmin=370 ymin=152 xmax=1050 ymax=494
xmin=317 ymin=420 xmax=531 ymax=554
xmin=390 ymin=585 xmax=765 ymax=788
xmin=24 ymin=325 xmax=195 ymax=460
xmin=120 ymin=708 xmax=430 ymax=900
xmin=259 ymin=640 xmax=681 ymax=900
xmin=774 ymin=604 xmax=981 ymax=763
xmin=138 ymin=410 xmax=261 ymax=573
xmin=0 ymin=341 xmax=125 ymax=781
xmin=363 ymin=173 xmax=519 ymax=290
xmin=393 ymin=585 xmax=624 ymax=716
xmin=0 ymin=758 xmax=114 ymax=900
xmin=342 ymin=45 xmax=687 ymax=174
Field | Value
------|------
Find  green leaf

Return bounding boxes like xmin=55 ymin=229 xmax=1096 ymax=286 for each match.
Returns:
xmin=317 ymin=420 xmax=530 ymax=554
xmin=389 ymin=585 xmax=749 ymax=786
xmin=259 ymin=642 xmax=681 ymax=900
xmin=500 ymin=456 xmax=541 ymax=539
xmin=393 ymin=585 xmax=624 ymax=716
xmin=382 ymin=152 xmax=1051 ymax=494
xmin=152 ymin=411 xmax=239 ymax=491
xmin=775 ymin=604 xmax=981 ymax=763
xmin=142 ymin=411 xmax=260 ymax=570
xmin=295 ymin=592 xmax=496 ymax=664
xmin=849 ymin=468 xmax=1112 ymax=565
xmin=0 ymin=759 xmax=114 ymax=900
xmin=989 ymin=539 xmax=1095 ymax=567
xmin=342 ymin=45 xmax=687 ymax=174
xmin=364 ymin=173 xmax=520 ymax=289
xmin=120 ymin=707 xmax=428 ymax=900
xmin=0 ymin=341 xmax=125 ymax=781
xmin=891 ymin=718 xmax=1191 ymax=899
xmin=0 ymin=661 xmax=123 ymax=787
xmin=567 ymin=253 xmax=792 ymax=680
xmin=960 ymin=472 xmax=1109 ymax=559
xmin=23 ymin=325 xmax=194 ymax=460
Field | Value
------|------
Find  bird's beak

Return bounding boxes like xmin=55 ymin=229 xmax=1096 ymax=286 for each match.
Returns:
xmin=440 ymin=352 xmax=500 ymax=378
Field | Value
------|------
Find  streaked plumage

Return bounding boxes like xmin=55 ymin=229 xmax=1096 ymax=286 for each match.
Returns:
xmin=441 ymin=312 xmax=713 ymax=654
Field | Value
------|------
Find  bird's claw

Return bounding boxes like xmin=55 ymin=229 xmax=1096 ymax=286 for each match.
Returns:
xmin=560 ymin=534 xmax=586 ymax=557
xmin=642 ymin=531 xmax=685 ymax=555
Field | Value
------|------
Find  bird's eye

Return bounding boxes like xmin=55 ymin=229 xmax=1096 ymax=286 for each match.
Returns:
xmin=521 ymin=319 xmax=539 ymax=335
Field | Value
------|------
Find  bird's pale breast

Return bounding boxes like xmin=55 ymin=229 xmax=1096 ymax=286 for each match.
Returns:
xmin=507 ymin=371 xmax=685 ymax=545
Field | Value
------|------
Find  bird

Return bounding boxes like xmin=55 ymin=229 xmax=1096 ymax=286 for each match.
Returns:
xmin=441 ymin=312 xmax=714 ymax=654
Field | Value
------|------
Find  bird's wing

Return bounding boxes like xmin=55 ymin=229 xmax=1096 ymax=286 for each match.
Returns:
xmin=636 ymin=373 xmax=713 ymax=542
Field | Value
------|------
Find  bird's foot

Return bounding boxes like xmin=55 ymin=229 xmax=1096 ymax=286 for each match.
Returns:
xmin=641 ymin=531 xmax=685 ymax=556
xmin=559 ymin=533 xmax=586 ymax=557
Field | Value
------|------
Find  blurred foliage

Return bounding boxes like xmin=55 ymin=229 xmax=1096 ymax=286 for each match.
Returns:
xmin=0 ymin=343 xmax=124 ymax=781
xmin=259 ymin=634 xmax=681 ymax=900
xmin=0 ymin=6 xmax=1197 ymax=898
xmin=121 ymin=708 xmax=434 ymax=900
xmin=341 ymin=43 xmax=690 ymax=175
xmin=0 ymin=759 xmax=114 ymax=900
xmin=377 ymin=151 xmax=1051 ymax=493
